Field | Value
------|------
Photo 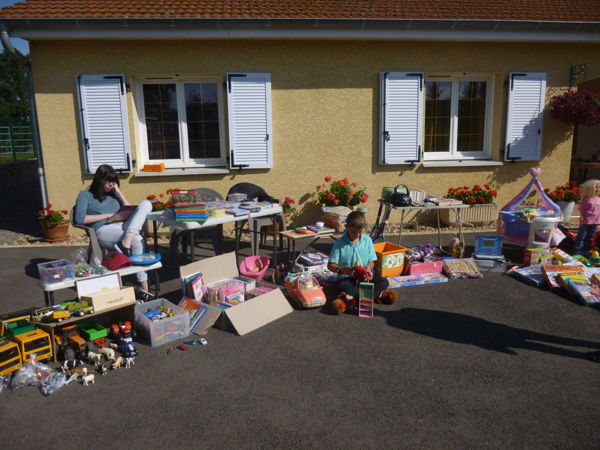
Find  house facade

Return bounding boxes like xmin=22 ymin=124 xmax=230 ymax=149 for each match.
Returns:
xmin=1 ymin=1 xmax=600 ymax=225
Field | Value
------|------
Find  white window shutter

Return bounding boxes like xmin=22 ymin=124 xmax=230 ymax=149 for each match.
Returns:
xmin=380 ymin=72 xmax=423 ymax=165
xmin=226 ymin=73 xmax=273 ymax=169
xmin=77 ymin=74 xmax=132 ymax=173
xmin=505 ymin=72 xmax=546 ymax=162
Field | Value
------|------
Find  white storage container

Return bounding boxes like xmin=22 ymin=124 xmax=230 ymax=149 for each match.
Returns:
xmin=135 ymin=298 xmax=190 ymax=347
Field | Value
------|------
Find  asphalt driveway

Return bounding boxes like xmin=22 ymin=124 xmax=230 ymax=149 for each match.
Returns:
xmin=0 ymin=235 xmax=598 ymax=449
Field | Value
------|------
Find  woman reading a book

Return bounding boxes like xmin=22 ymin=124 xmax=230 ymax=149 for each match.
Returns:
xmin=74 ymin=164 xmax=153 ymax=295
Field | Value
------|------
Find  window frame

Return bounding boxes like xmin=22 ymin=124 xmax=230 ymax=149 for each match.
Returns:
xmin=423 ymin=74 xmax=494 ymax=161
xmin=134 ymin=76 xmax=227 ymax=169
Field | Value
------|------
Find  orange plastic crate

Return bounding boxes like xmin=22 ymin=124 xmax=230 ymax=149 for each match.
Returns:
xmin=374 ymin=242 xmax=407 ymax=277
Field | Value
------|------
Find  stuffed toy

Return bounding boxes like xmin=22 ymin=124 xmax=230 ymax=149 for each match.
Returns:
xmin=330 ymin=291 xmax=356 ymax=315
xmin=271 ymin=263 xmax=288 ymax=285
xmin=352 ymin=262 xmax=372 ymax=282
xmin=375 ymin=289 xmax=398 ymax=305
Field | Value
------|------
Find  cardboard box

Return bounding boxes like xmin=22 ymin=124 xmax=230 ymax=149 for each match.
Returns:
xmin=180 ymin=252 xmax=293 ymax=336
xmin=76 ymin=273 xmax=136 ymax=313
xmin=143 ymin=163 xmax=165 ymax=172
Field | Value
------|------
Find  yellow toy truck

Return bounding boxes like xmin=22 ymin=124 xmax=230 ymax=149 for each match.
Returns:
xmin=2 ymin=316 xmax=53 ymax=363
xmin=0 ymin=336 xmax=22 ymax=376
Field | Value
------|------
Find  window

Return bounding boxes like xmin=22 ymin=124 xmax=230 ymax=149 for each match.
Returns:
xmin=136 ymin=77 xmax=226 ymax=168
xmin=423 ymin=76 xmax=493 ymax=160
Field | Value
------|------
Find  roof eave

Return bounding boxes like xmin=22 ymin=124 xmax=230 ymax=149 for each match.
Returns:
xmin=1 ymin=18 xmax=600 ymax=42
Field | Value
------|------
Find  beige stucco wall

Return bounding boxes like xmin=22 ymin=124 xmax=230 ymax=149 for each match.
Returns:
xmin=29 ymin=39 xmax=600 ymax=230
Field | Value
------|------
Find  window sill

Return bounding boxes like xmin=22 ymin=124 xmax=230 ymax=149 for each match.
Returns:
xmin=422 ymin=160 xmax=504 ymax=168
xmin=133 ymin=167 xmax=229 ymax=177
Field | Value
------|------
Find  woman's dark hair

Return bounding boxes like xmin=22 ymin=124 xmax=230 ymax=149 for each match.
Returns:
xmin=89 ymin=164 xmax=119 ymax=201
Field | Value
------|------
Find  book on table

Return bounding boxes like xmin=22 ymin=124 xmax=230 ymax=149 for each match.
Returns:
xmin=107 ymin=205 xmax=137 ymax=223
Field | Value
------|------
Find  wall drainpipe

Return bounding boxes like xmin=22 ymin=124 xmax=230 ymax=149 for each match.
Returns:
xmin=0 ymin=25 xmax=49 ymax=207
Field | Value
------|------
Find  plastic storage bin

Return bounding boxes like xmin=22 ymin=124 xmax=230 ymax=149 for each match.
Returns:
xmin=404 ymin=260 xmax=443 ymax=275
xmin=500 ymin=212 xmax=530 ymax=238
xmin=135 ymin=298 xmax=190 ymax=347
xmin=37 ymin=259 xmax=76 ymax=284
xmin=373 ymin=242 xmax=408 ymax=277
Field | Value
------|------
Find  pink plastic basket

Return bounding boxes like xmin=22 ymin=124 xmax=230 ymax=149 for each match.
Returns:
xmin=238 ymin=255 xmax=270 ymax=282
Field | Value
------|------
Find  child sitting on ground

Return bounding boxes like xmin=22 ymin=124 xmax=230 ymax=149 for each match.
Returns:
xmin=327 ymin=211 xmax=395 ymax=311
xmin=574 ymin=179 xmax=600 ymax=256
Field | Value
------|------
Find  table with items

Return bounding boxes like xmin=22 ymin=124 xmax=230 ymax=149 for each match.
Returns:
xmin=147 ymin=204 xmax=284 ymax=265
xmin=370 ymin=199 xmax=470 ymax=250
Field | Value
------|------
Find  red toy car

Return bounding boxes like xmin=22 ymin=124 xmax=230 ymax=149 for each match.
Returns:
xmin=285 ymin=275 xmax=326 ymax=308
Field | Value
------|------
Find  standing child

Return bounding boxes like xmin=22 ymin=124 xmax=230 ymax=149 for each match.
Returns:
xmin=574 ymin=179 xmax=600 ymax=256
xmin=327 ymin=211 xmax=395 ymax=310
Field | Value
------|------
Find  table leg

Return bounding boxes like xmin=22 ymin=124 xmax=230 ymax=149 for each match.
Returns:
xmin=153 ymin=221 xmax=158 ymax=253
xmin=456 ymin=208 xmax=465 ymax=244
xmin=190 ymin=229 xmax=196 ymax=261
xmin=234 ymin=221 xmax=240 ymax=264
xmin=397 ymin=210 xmax=406 ymax=245
xmin=436 ymin=209 xmax=442 ymax=249
xmin=44 ymin=291 xmax=54 ymax=307
xmin=152 ymin=269 xmax=160 ymax=296
xmin=272 ymin=215 xmax=277 ymax=270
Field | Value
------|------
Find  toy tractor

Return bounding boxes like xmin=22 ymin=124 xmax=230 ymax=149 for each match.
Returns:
xmin=109 ymin=321 xmax=137 ymax=358
xmin=55 ymin=325 xmax=88 ymax=362
xmin=61 ymin=300 xmax=94 ymax=317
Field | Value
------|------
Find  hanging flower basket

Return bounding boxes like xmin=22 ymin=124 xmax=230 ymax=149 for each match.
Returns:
xmin=549 ymin=89 xmax=600 ymax=127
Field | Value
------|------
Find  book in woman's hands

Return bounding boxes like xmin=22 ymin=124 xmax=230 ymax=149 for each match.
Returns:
xmin=107 ymin=205 xmax=137 ymax=223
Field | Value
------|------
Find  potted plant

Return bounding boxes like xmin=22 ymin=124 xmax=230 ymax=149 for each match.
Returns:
xmin=549 ymin=89 xmax=600 ymax=127
xmin=441 ymin=184 xmax=498 ymax=226
xmin=145 ymin=193 xmax=174 ymax=237
xmin=544 ymin=181 xmax=580 ymax=223
xmin=281 ymin=196 xmax=295 ymax=221
xmin=38 ymin=205 xmax=70 ymax=242
xmin=316 ymin=176 xmax=369 ymax=208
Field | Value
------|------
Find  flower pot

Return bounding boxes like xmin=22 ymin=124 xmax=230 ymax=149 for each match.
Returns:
xmin=440 ymin=203 xmax=499 ymax=226
xmin=41 ymin=221 xmax=70 ymax=243
xmin=556 ymin=201 xmax=575 ymax=224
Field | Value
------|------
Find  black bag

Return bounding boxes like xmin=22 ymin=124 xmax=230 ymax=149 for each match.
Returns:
xmin=390 ymin=184 xmax=412 ymax=207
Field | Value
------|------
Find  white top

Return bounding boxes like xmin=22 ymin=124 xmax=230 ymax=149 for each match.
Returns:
xmin=37 ymin=262 xmax=162 ymax=292
xmin=147 ymin=206 xmax=283 ymax=230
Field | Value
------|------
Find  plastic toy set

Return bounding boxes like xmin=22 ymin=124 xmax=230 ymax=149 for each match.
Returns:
xmin=509 ymin=247 xmax=600 ymax=306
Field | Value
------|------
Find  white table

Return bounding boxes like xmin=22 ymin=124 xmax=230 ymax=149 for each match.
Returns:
xmin=147 ymin=206 xmax=284 ymax=265
xmin=370 ymin=200 xmax=471 ymax=249
xmin=37 ymin=262 xmax=162 ymax=307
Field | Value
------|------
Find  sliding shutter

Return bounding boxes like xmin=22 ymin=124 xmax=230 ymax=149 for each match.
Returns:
xmin=226 ymin=73 xmax=273 ymax=169
xmin=505 ymin=72 xmax=546 ymax=162
xmin=380 ymin=72 xmax=424 ymax=165
xmin=77 ymin=74 xmax=131 ymax=173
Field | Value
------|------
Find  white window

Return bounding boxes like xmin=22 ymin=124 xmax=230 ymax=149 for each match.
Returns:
xmin=423 ymin=75 xmax=493 ymax=161
xmin=135 ymin=77 xmax=227 ymax=168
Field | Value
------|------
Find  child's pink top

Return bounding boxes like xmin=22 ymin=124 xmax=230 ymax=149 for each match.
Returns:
xmin=579 ymin=196 xmax=600 ymax=224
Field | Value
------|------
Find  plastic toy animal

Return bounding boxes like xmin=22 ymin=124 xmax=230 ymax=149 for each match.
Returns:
xmin=81 ymin=373 xmax=95 ymax=386
xmin=111 ymin=356 xmax=125 ymax=370
xmin=99 ymin=347 xmax=115 ymax=361
xmin=125 ymin=357 xmax=135 ymax=369
xmin=97 ymin=364 xmax=108 ymax=375
xmin=87 ymin=351 xmax=102 ymax=365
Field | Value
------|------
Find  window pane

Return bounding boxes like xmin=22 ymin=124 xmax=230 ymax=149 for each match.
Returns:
xmin=185 ymin=83 xmax=221 ymax=159
xmin=143 ymin=84 xmax=180 ymax=159
xmin=457 ymin=81 xmax=486 ymax=152
xmin=424 ymin=81 xmax=451 ymax=153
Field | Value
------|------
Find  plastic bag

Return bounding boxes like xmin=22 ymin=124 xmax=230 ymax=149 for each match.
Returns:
xmin=73 ymin=248 xmax=93 ymax=277
xmin=40 ymin=372 xmax=76 ymax=396
xmin=0 ymin=375 xmax=9 ymax=393
xmin=90 ymin=255 xmax=108 ymax=275
xmin=10 ymin=354 xmax=54 ymax=390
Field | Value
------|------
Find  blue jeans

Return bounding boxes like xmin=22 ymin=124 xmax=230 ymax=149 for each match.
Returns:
xmin=574 ymin=223 xmax=598 ymax=255
xmin=96 ymin=200 xmax=152 ymax=282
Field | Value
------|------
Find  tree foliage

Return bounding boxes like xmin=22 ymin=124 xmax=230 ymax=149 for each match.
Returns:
xmin=0 ymin=51 xmax=31 ymax=124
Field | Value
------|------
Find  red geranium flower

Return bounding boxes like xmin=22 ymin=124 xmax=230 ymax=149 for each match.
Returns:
xmin=324 ymin=176 xmax=332 ymax=182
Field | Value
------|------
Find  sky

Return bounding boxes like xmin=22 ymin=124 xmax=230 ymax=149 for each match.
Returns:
xmin=0 ymin=0 xmax=30 ymax=55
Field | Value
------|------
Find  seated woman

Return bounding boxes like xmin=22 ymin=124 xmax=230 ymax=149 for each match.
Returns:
xmin=74 ymin=164 xmax=153 ymax=297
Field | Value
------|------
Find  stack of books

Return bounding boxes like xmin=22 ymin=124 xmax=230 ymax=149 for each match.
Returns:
xmin=174 ymin=202 xmax=209 ymax=223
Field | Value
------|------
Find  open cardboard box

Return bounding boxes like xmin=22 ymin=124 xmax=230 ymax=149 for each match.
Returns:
xmin=76 ymin=272 xmax=136 ymax=313
xmin=180 ymin=252 xmax=293 ymax=336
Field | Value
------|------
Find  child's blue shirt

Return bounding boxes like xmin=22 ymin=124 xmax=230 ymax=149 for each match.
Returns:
xmin=329 ymin=231 xmax=377 ymax=271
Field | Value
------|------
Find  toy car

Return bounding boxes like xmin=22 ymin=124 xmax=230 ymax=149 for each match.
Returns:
xmin=284 ymin=275 xmax=326 ymax=308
